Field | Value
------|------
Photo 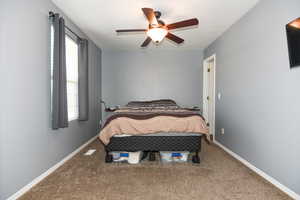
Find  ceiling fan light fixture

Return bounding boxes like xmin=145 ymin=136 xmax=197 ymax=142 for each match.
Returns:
xmin=147 ymin=27 xmax=168 ymax=43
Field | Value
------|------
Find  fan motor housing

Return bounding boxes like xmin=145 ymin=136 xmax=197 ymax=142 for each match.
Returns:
xmin=154 ymin=11 xmax=161 ymax=19
xmin=148 ymin=11 xmax=165 ymax=29
xmin=155 ymin=11 xmax=165 ymax=26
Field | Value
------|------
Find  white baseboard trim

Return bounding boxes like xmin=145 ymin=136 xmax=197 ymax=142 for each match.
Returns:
xmin=7 ymin=135 xmax=98 ymax=200
xmin=214 ymin=140 xmax=300 ymax=200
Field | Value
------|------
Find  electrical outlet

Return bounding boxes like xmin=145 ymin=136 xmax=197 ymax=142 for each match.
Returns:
xmin=218 ymin=92 xmax=222 ymax=100
xmin=221 ymin=128 xmax=225 ymax=135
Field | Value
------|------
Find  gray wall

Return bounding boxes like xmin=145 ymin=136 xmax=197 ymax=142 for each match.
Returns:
xmin=0 ymin=0 xmax=102 ymax=199
xmin=204 ymin=0 xmax=300 ymax=195
xmin=102 ymin=50 xmax=204 ymax=108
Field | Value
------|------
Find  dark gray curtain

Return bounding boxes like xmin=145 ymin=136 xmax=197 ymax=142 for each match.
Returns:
xmin=78 ymin=39 xmax=89 ymax=121
xmin=51 ymin=14 xmax=68 ymax=129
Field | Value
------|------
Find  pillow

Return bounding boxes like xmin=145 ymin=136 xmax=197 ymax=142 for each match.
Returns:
xmin=126 ymin=99 xmax=177 ymax=107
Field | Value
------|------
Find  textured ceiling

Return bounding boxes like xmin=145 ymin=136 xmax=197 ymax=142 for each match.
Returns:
xmin=52 ymin=0 xmax=260 ymax=50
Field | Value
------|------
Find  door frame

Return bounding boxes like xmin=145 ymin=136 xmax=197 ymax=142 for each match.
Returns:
xmin=203 ymin=54 xmax=216 ymax=141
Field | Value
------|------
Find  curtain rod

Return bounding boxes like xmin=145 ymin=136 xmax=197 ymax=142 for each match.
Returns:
xmin=49 ymin=11 xmax=83 ymax=41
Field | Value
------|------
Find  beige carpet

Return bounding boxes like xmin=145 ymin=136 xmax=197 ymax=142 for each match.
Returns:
xmin=19 ymin=139 xmax=292 ymax=200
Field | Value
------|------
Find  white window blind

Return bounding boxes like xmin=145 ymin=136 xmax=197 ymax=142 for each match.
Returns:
xmin=65 ymin=35 xmax=79 ymax=121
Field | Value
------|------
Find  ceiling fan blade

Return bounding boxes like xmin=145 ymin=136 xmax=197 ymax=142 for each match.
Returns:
xmin=116 ymin=29 xmax=147 ymax=33
xmin=142 ymin=8 xmax=158 ymax=26
xmin=165 ymin=33 xmax=184 ymax=44
xmin=141 ymin=37 xmax=152 ymax=47
xmin=167 ymin=18 xmax=199 ymax=30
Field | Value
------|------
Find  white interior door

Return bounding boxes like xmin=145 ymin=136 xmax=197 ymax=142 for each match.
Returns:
xmin=203 ymin=55 xmax=216 ymax=139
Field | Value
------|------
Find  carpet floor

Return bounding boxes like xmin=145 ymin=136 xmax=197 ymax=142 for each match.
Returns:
xmin=19 ymin=139 xmax=292 ymax=200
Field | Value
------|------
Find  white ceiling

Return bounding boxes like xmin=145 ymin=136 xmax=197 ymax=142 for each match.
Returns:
xmin=52 ymin=0 xmax=260 ymax=51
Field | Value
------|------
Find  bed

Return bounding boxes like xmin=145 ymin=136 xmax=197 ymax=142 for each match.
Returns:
xmin=98 ymin=99 xmax=209 ymax=164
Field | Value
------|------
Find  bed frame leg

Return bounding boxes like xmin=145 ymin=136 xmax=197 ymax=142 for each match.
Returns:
xmin=141 ymin=151 xmax=148 ymax=161
xmin=149 ymin=152 xmax=156 ymax=161
xmin=192 ymin=152 xmax=200 ymax=164
xmin=105 ymin=151 xmax=113 ymax=163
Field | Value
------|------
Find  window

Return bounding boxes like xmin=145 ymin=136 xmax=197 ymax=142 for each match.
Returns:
xmin=65 ymin=35 xmax=79 ymax=121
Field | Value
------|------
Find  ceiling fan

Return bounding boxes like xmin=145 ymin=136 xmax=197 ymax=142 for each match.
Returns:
xmin=116 ymin=8 xmax=199 ymax=47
